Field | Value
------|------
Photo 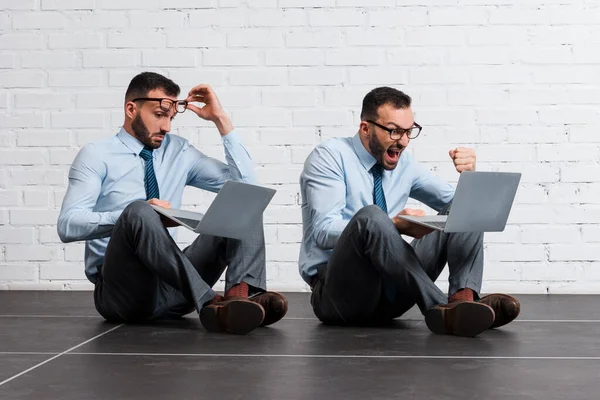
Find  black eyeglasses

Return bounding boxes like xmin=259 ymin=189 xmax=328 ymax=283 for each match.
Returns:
xmin=366 ymin=120 xmax=422 ymax=140
xmin=132 ymin=98 xmax=187 ymax=114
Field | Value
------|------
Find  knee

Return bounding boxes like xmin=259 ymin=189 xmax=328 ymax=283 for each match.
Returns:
xmin=355 ymin=205 xmax=388 ymax=222
xmin=118 ymin=201 xmax=160 ymax=230
xmin=352 ymin=205 xmax=393 ymax=232
xmin=121 ymin=200 xmax=154 ymax=222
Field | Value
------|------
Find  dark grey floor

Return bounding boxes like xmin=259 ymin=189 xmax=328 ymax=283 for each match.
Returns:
xmin=0 ymin=292 xmax=599 ymax=399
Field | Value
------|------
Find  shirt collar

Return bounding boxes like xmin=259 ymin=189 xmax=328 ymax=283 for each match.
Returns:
xmin=116 ymin=127 xmax=165 ymax=158
xmin=351 ymin=133 xmax=378 ymax=172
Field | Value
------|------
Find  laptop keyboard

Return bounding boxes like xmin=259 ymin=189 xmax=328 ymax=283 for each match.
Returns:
xmin=425 ymin=221 xmax=447 ymax=229
xmin=175 ymin=217 xmax=200 ymax=229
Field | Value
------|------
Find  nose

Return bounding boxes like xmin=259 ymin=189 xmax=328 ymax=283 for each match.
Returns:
xmin=161 ymin=118 xmax=171 ymax=133
xmin=399 ymin=133 xmax=410 ymax=147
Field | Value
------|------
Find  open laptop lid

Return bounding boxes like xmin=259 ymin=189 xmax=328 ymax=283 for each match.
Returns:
xmin=195 ymin=180 xmax=276 ymax=240
xmin=445 ymin=171 xmax=521 ymax=233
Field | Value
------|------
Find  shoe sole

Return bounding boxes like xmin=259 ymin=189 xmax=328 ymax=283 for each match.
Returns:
xmin=256 ymin=293 xmax=289 ymax=327
xmin=425 ymin=302 xmax=495 ymax=338
xmin=480 ymin=293 xmax=521 ymax=329
xmin=200 ymin=300 xmax=265 ymax=335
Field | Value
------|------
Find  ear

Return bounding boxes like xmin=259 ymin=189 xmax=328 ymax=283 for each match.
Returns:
xmin=125 ymin=101 xmax=137 ymax=119
xmin=359 ymin=120 xmax=371 ymax=138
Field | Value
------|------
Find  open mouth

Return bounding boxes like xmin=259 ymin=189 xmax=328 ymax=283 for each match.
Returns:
xmin=385 ymin=147 xmax=402 ymax=164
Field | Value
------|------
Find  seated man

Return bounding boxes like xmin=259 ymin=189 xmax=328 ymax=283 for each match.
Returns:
xmin=58 ymin=72 xmax=287 ymax=335
xmin=299 ymin=87 xmax=519 ymax=337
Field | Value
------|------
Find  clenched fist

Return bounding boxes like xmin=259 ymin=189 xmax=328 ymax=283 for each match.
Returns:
xmin=449 ymin=147 xmax=476 ymax=173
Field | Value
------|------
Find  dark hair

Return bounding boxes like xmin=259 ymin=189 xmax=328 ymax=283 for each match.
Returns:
xmin=360 ymin=87 xmax=412 ymax=121
xmin=125 ymin=72 xmax=180 ymax=102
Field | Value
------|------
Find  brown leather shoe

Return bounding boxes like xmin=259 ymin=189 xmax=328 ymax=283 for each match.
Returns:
xmin=479 ymin=293 xmax=520 ymax=328
xmin=249 ymin=291 xmax=288 ymax=326
xmin=200 ymin=298 xmax=265 ymax=335
xmin=425 ymin=301 xmax=495 ymax=337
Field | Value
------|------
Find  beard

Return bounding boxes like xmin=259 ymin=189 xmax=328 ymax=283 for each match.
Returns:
xmin=368 ymin=132 xmax=404 ymax=170
xmin=131 ymin=114 xmax=163 ymax=149
xmin=368 ymin=133 xmax=386 ymax=166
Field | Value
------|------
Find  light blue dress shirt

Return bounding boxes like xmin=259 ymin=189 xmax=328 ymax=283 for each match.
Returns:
xmin=57 ymin=127 xmax=256 ymax=283
xmin=298 ymin=134 xmax=456 ymax=283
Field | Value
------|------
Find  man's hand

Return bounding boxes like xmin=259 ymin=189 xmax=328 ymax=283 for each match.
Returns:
xmin=147 ymin=198 xmax=171 ymax=208
xmin=146 ymin=199 xmax=179 ymax=228
xmin=185 ymin=84 xmax=233 ymax=136
xmin=392 ymin=208 xmax=435 ymax=239
xmin=449 ymin=147 xmax=476 ymax=173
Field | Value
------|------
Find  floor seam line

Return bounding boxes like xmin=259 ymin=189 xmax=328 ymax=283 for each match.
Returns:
xmin=4 ymin=351 xmax=600 ymax=360
xmin=0 ymin=324 xmax=124 ymax=387
xmin=64 ymin=352 xmax=600 ymax=360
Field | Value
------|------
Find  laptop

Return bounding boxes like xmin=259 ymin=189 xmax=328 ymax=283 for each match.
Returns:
xmin=396 ymin=171 xmax=521 ymax=233
xmin=151 ymin=180 xmax=276 ymax=240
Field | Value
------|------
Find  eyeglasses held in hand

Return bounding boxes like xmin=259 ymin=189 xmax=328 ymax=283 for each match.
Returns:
xmin=132 ymin=98 xmax=188 ymax=114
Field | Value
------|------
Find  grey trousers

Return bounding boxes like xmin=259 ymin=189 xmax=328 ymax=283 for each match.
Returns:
xmin=310 ymin=204 xmax=484 ymax=326
xmin=93 ymin=201 xmax=267 ymax=322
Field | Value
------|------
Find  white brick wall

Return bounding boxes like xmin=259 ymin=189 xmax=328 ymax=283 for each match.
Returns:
xmin=1 ymin=2 xmax=599 ymax=293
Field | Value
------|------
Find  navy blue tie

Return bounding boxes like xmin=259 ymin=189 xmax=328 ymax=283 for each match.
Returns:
xmin=139 ymin=147 xmax=160 ymax=200
xmin=371 ymin=163 xmax=396 ymax=301
xmin=371 ymin=164 xmax=387 ymax=214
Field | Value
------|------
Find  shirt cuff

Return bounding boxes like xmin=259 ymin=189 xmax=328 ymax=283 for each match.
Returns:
xmin=221 ymin=130 xmax=241 ymax=147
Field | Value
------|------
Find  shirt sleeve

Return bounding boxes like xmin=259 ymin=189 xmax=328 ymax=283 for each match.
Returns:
xmin=409 ymin=155 xmax=456 ymax=212
xmin=186 ymin=130 xmax=257 ymax=192
xmin=300 ymin=145 xmax=349 ymax=250
xmin=57 ymin=144 xmax=122 ymax=243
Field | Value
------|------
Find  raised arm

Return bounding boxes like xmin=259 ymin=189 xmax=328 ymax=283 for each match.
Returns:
xmin=184 ymin=84 xmax=257 ymax=191
xmin=186 ymin=132 xmax=257 ymax=192
xmin=409 ymin=155 xmax=456 ymax=211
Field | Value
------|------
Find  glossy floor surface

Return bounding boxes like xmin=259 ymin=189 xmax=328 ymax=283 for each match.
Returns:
xmin=0 ymin=292 xmax=598 ymax=399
